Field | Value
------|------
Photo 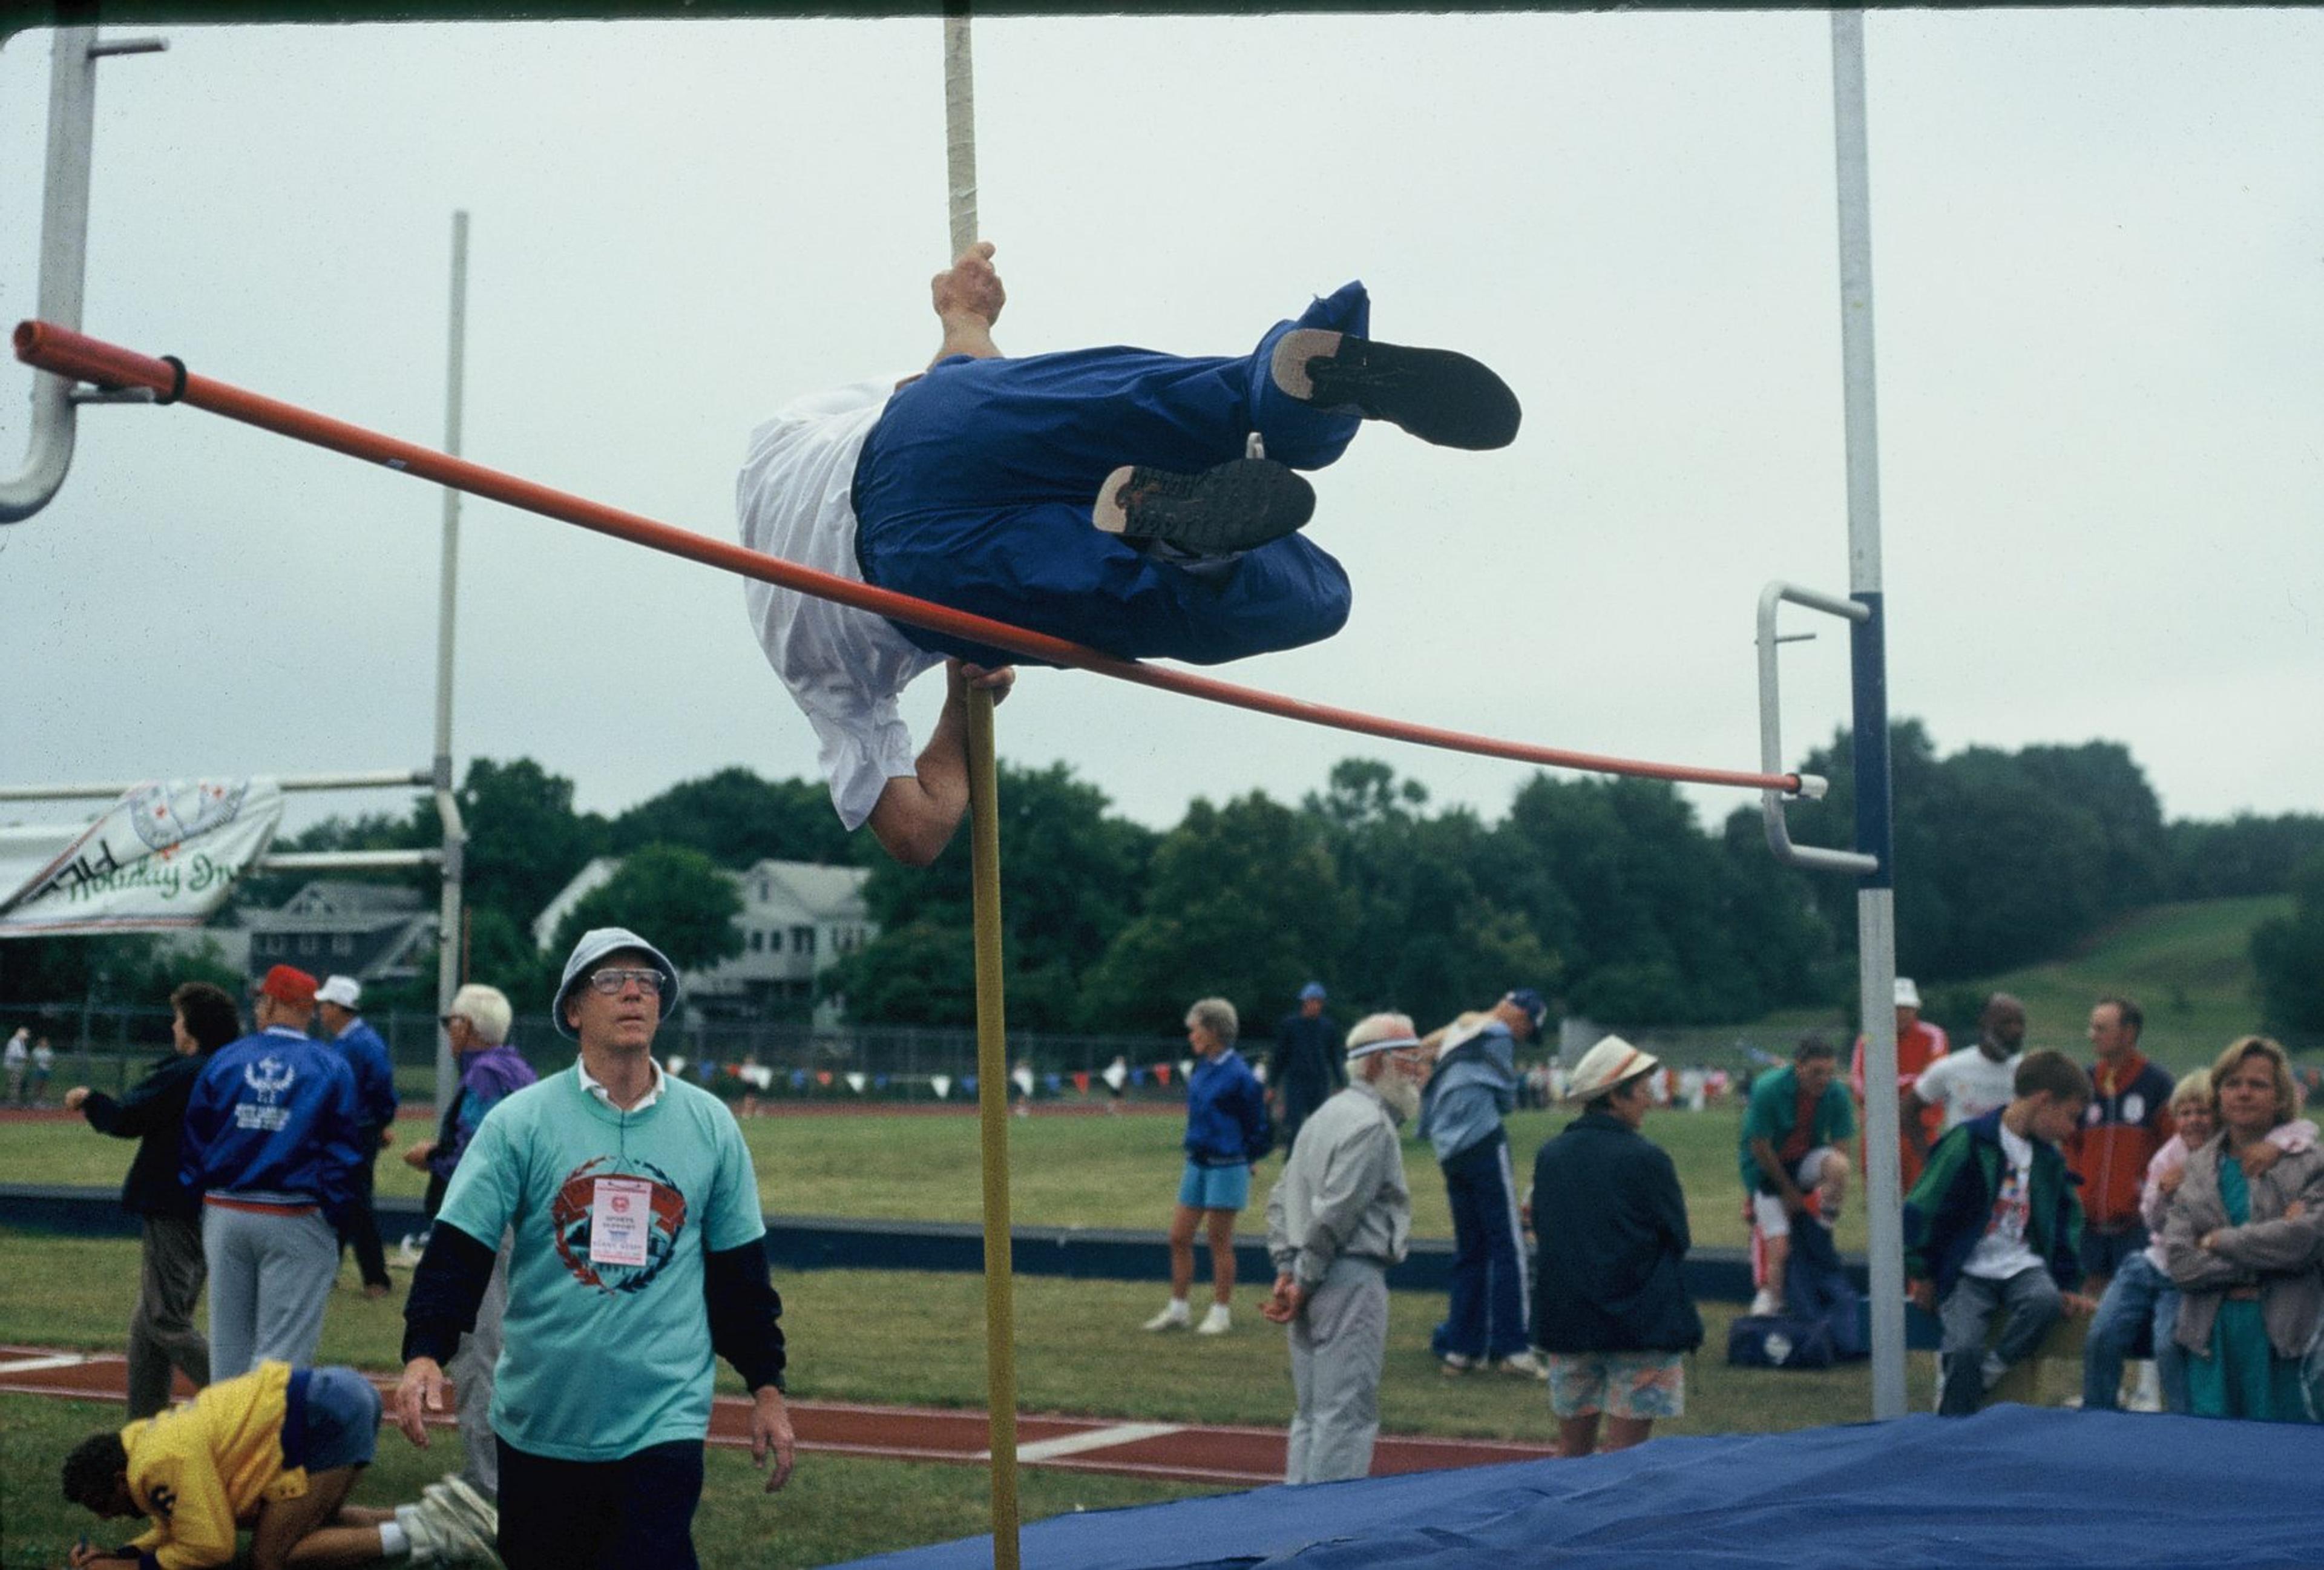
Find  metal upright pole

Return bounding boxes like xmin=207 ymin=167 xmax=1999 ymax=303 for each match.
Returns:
xmin=1831 ymin=11 xmax=1905 ymax=1421
xmin=432 ymin=211 xmax=470 ymax=1117
xmin=2 ymin=27 xmax=166 ymax=524
xmin=943 ymin=12 xmax=1020 ymax=1565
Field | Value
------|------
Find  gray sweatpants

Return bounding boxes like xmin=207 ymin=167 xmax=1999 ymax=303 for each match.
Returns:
xmin=449 ymin=1237 xmax=513 ymax=1499
xmin=1286 ymin=1256 xmax=1389 ymax=1485
xmin=1938 ymin=1264 xmax=2061 ymax=1416
xmin=202 ymin=1204 xmax=337 ymax=1382
xmin=127 ymin=1212 xmax=211 ymax=1418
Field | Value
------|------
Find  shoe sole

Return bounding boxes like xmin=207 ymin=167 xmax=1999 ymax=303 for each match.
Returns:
xmin=1092 ymin=459 xmax=1316 ymax=556
xmin=1270 ymin=327 xmax=1521 ymax=452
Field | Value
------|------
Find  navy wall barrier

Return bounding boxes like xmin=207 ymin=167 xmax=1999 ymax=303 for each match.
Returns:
xmin=5 ymin=1183 xmax=1788 ymax=1305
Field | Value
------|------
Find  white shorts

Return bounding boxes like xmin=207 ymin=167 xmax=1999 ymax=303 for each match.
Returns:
xmin=1751 ymin=1146 xmax=1840 ymax=1240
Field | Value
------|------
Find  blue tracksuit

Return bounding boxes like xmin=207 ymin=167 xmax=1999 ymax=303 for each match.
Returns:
xmin=852 ymin=282 xmax=1372 ymax=669
xmin=1418 ymin=1022 xmax=1529 ymax=1361
xmin=182 ymin=1026 xmax=363 ymax=1224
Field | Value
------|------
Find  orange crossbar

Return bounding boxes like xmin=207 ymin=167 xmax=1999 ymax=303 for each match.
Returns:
xmin=14 ymin=319 xmax=1808 ymax=796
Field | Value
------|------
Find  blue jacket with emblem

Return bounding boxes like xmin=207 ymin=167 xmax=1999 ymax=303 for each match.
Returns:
xmin=181 ymin=1027 xmax=364 ymax=1223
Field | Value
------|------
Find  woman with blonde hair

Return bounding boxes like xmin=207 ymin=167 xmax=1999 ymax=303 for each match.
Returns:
xmin=2162 ymin=1036 xmax=2324 ymax=1421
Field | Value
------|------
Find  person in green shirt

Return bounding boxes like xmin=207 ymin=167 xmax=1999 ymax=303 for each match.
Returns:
xmin=1739 ymin=1037 xmax=1857 ymax=1316
xmin=394 ymin=927 xmax=793 ymax=1570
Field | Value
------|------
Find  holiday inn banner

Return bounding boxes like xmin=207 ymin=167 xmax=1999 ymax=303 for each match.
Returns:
xmin=0 ymin=778 xmax=284 ymax=937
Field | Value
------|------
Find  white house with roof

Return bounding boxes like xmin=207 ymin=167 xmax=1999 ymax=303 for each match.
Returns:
xmin=533 ymin=856 xmax=873 ymax=1022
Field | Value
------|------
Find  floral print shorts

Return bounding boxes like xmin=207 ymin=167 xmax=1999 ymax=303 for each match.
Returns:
xmin=1544 ymin=1351 xmax=1686 ymax=1420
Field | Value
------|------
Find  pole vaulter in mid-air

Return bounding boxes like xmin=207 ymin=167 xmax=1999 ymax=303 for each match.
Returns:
xmin=735 ymin=241 xmax=1523 ymax=866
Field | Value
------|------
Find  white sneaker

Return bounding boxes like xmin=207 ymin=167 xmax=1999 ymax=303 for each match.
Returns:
xmin=1143 ymin=1301 xmax=1190 ymax=1332
xmin=424 ymin=1476 xmax=499 ymax=1549
xmin=1195 ymin=1304 xmax=1231 ymax=1335
xmin=409 ymin=1491 xmax=501 ymax=1568
xmin=1749 ymin=1290 xmax=1783 ymax=1317
xmin=1439 ymin=1352 xmax=1475 ymax=1377
xmin=1494 ymin=1351 xmax=1544 ymax=1379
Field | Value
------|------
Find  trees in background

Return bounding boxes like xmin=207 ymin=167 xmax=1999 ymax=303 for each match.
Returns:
xmin=10 ymin=724 xmax=2318 ymax=1034
xmin=2253 ymin=853 xmax=2324 ymax=1039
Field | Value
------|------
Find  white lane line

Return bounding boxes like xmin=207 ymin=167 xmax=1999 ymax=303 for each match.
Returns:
xmin=992 ymin=1422 xmax=1186 ymax=1463
xmin=0 ymin=1353 xmax=91 ymax=1375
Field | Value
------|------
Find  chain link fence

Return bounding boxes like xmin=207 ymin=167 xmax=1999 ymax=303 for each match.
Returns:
xmin=2 ymin=1003 xmax=1190 ymax=1109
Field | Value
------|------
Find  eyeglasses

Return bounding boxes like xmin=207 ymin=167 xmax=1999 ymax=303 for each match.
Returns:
xmin=585 ymin=967 xmax=665 ymax=997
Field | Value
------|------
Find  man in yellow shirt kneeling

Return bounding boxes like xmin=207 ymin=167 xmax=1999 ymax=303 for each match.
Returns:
xmin=61 ymin=1361 xmax=497 ymax=1569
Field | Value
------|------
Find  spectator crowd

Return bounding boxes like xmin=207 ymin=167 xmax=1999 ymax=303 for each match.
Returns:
xmin=21 ymin=950 xmax=2324 ymax=1568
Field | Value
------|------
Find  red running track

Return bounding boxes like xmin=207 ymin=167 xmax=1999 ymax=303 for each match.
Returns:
xmin=0 ymin=1346 xmax=1552 ymax=1488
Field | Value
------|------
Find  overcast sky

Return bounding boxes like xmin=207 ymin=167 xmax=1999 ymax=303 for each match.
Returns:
xmin=2 ymin=9 xmax=2319 ymax=856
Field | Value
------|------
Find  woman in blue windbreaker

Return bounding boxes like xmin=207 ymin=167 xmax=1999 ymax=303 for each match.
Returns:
xmin=1142 ymin=997 xmax=1272 ymax=1336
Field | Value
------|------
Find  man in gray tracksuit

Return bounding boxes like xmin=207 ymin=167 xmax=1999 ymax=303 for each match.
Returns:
xmin=1262 ymin=1013 xmax=1428 ymax=1484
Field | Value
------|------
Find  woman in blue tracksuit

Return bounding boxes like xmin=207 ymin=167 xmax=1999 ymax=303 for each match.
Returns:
xmin=1143 ymin=997 xmax=1272 ymax=1336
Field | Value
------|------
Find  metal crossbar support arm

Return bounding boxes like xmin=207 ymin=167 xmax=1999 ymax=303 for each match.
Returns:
xmin=0 ymin=27 xmax=163 ymax=525
xmin=11 ymin=321 xmax=1813 ymax=801
xmin=258 ymin=849 xmax=442 ymax=872
xmin=0 ymin=769 xmax=431 ymax=803
xmin=1756 ymin=580 xmax=1876 ymax=877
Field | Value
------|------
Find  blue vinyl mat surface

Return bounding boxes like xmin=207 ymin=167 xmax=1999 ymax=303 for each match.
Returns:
xmin=842 ymin=1405 xmax=2324 ymax=1569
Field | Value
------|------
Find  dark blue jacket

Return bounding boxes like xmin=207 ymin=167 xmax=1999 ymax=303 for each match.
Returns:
xmin=331 ymin=1016 xmax=399 ymax=1135
xmin=1184 ymin=1047 xmax=1270 ymax=1168
xmin=78 ymin=1049 xmax=211 ymax=1219
xmin=1531 ymin=1109 xmax=1702 ymax=1353
xmin=182 ymin=1026 xmax=363 ymax=1223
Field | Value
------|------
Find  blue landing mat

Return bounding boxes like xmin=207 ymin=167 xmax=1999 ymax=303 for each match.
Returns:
xmin=841 ymin=1405 xmax=2323 ymax=1568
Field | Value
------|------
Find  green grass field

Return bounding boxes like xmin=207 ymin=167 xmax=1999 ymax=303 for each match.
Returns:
xmin=0 ymin=1100 xmax=1840 ymax=1256
xmin=0 ymin=1391 xmax=1212 ymax=1570
xmin=5 ymin=895 xmax=2287 ymax=1563
xmin=0 ymin=1227 xmax=1886 ymax=1566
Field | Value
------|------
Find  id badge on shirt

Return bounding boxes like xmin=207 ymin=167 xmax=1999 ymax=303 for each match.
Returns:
xmin=589 ymin=1177 xmax=654 ymax=1267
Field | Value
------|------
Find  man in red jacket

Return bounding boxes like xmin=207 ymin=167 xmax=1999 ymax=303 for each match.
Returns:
xmin=2064 ymin=996 xmax=2175 ymax=1292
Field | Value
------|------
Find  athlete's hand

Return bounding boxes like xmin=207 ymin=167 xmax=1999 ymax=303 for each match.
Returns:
xmin=951 ymin=661 xmax=1016 ymax=709
xmin=393 ymin=1358 xmax=451 ymax=1448
xmin=64 ymin=1086 xmax=89 ymax=1111
xmin=1906 ymin=1278 xmax=1936 ymax=1315
xmin=751 ymin=1386 xmax=797 ymax=1494
xmin=930 ymin=241 xmax=1005 ymax=326
xmin=401 ymin=1139 xmax=436 ymax=1171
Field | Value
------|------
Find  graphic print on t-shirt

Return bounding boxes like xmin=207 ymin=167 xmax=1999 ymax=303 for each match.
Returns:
xmin=550 ymin=1154 xmax=689 ymax=1293
xmin=1983 ymin=1161 xmax=2029 ymax=1249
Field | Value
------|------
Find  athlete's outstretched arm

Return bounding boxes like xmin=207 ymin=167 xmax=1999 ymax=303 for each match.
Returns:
xmin=928 ymin=240 xmax=1005 ymax=367
xmin=868 ymin=660 xmax=1015 ymax=866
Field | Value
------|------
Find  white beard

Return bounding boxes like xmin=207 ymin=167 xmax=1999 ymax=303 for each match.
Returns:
xmin=1374 ymin=1072 xmax=1422 ymax=1125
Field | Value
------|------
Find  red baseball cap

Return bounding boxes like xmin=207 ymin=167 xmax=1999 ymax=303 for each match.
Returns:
xmin=254 ymin=964 xmax=319 ymax=1006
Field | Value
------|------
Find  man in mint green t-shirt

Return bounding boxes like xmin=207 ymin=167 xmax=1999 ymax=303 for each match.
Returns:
xmin=394 ymin=927 xmax=793 ymax=1570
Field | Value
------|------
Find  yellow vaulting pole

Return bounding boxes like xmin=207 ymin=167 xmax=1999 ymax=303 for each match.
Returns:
xmin=966 ymin=686 xmax=1021 ymax=1569
xmin=944 ymin=13 xmax=1018 ymax=1563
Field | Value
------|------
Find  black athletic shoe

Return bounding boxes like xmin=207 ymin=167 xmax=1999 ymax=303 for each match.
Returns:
xmin=1270 ymin=328 xmax=1521 ymax=451
xmin=1091 ymin=458 xmax=1317 ymax=556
